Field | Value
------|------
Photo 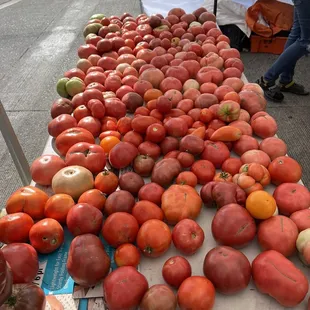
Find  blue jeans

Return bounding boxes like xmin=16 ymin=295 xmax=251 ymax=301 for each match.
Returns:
xmin=264 ymin=0 xmax=310 ymax=84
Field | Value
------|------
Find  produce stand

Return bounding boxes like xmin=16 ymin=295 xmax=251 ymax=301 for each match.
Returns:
xmin=1 ymin=6 xmax=310 ymax=310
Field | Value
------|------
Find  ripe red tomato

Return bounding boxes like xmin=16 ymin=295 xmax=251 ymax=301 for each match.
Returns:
xmin=268 ymin=156 xmax=302 ymax=185
xmin=172 ymin=219 xmax=205 ymax=255
xmin=30 ymin=154 xmax=66 ymax=186
xmin=177 ymin=276 xmax=215 ymax=310
xmin=136 ymin=219 xmax=171 ymax=258
xmin=29 ymin=218 xmax=64 ymax=254
xmin=6 ymin=186 xmax=49 ymax=220
xmin=190 ymin=160 xmax=216 ymax=185
xmin=102 ymin=212 xmax=139 ymax=248
xmin=162 ymin=256 xmax=192 ymax=288
xmin=2 ymin=243 xmax=38 ymax=284
xmin=65 ymin=142 xmax=106 ymax=174
xmin=0 ymin=213 xmax=34 ymax=244
xmin=94 ymin=170 xmax=119 ymax=195
xmin=66 ymin=203 xmax=103 ymax=236
xmin=55 ymin=127 xmax=95 ymax=156
xmin=114 ymin=243 xmax=141 ymax=267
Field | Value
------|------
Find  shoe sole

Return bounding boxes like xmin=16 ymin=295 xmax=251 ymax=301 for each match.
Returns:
xmin=281 ymin=89 xmax=310 ymax=96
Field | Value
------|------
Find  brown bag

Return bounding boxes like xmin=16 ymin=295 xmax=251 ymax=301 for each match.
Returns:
xmin=246 ymin=0 xmax=294 ymax=37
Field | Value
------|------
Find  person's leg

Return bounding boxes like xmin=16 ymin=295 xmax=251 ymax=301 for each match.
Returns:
xmin=279 ymin=7 xmax=301 ymax=83
xmin=258 ymin=0 xmax=310 ymax=101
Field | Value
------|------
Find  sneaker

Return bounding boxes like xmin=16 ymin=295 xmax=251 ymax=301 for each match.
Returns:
xmin=256 ymin=77 xmax=284 ymax=102
xmin=279 ymin=81 xmax=310 ymax=95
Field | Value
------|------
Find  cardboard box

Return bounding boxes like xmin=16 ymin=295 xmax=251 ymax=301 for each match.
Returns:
xmin=250 ymin=35 xmax=288 ymax=55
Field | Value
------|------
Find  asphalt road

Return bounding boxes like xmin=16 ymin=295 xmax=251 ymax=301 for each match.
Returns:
xmin=0 ymin=0 xmax=309 ymax=207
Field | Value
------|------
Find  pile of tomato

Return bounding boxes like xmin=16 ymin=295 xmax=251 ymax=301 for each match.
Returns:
xmin=1 ymin=6 xmax=310 ymax=310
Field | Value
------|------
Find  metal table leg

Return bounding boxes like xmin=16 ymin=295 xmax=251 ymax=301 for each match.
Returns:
xmin=0 ymin=100 xmax=31 ymax=186
xmin=213 ymin=0 xmax=218 ymax=16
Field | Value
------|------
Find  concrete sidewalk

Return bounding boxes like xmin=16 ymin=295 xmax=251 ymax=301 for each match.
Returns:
xmin=0 ymin=0 xmax=309 ymax=207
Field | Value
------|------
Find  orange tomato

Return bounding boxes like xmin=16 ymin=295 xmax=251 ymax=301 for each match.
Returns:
xmin=143 ymin=89 xmax=163 ymax=102
xmin=78 ymin=189 xmax=107 ymax=211
xmin=44 ymin=194 xmax=75 ymax=223
xmin=100 ymin=136 xmax=120 ymax=154
xmin=246 ymin=190 xmax=276 ymax=220
xmin=95 ymin=170 xmax=119 ymax=195
xmin=6 ymin=186 xmax=49 ymax=220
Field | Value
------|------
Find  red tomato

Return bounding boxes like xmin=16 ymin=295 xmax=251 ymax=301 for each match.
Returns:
xmin=65 ymin=142 xmax=106 ymax=174
xmin=172 ymin=219 xmax=205 ymax=255
xmin=55 ymin=127 xmax=95 ymax=156
xmin=30 ymin=155 xmax=66 ymax=186
xmin=0 ymin=213 xmax=34 ymax=244
xmin=95 ymin=170 xmax=119 ymax=195
xmin=114 ymin=243 xmax=141 ymax=267
xmin=29 ymin=218 xmax=64 ymax=254
xmin=190 ymin=160 xmax=216 ymax=185
xmin=177 ymin=276 xmax=215 ymax=310
xmin=222 ymin=157 xmax=243 ymax=176
xmin=136 ymin=219 xmax=171 ymax=258
xmin=162 ymin=256 xmax=192 ymax=288
xmin=2 ymin=243 xmax=38 ymax=284
xmin=47 ymin=114 xmax=77 ymax=138
xmin=6 ymin=186 xmax=49 ymax=220
xmin=102 ymin=212 xmax=139 ymax=248
xmin=77 ymin=116 xmax=101 ymax=137
xmin=73 ymin=105 xmax=92 ymax=122
xmin=268 ymin=156 xmax=302 ymax=185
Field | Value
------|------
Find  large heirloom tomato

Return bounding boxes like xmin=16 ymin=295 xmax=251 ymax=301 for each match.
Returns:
xmin=55 ymin=127 xmax=95 ymax=156
xmin=6 ymin=186 xmax=49 ymax=220
xmin=65 ymin=142 xmax=106 ymax=174
xmin=29 ymin=218 xmax=64 ymax=254
xmin=52 ymin=166 xmax=94 ymax=200
xmin=0 ymin=213 xmax=34 ymax=244
xmin=30 ymin=155 xmax=66 ymax=186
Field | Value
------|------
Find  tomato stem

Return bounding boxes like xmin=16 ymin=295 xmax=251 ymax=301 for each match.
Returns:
xmin=6 ymin=296 xmax=17 ymax=307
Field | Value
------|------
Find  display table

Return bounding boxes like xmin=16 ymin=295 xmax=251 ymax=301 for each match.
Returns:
xmin=28 ymin=73 xmax=310 ymax=310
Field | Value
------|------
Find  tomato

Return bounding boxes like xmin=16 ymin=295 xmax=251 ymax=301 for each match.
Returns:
xmin=268 ymin=156 xmax=302 ymax=185
xmin=78 ymin=189 xmax=106 ymax=211
xmin=172 ymin=219 xmax=205 ymax=255
xmin=109 ymin=142 xmax=139 ymax=169
xmin=66 ymin=203 xmax=103 ymax=236
xmin=176 ymin=171 xmax=198 ymax=187
xmin=213 ymin=171 xmax=233 ymax=182
xmin=123 ymin=130 xmax=144 ymax=147
xmin=177 ymin=276 xmax=215 ymax=310
xmin=221 ymin=157 xmax=243 ymax=176
xmin=99 ymin=130 xmax=121 ymax=140
xmin=138 ymin=182 xmax=164 ymax=206
xmin=0 ymin=213 xmax=34 ymax=244
xmin=30 ymin=155 xmax=66 ymax=186
xmin=162 ymin=256 xmax=192 ymax=288
xmin=94 ymin=170 xmax=119 ymax=195
xmin=73 ymin=105 xmax=91 ymax=122
xmin=114 ymin=243 xmax=141 ymax=267
xmin=100 ymin=136 xmax=121 ymax=154
xmin=44 ymin=194 xmax=75 ymax=224
xmin=2 ymin=283 xmax=46 ymax=310
xmin=136 ymin=219 xmax=171 ymax=258
xmin=102 ymin=212 xmax=139 ymax=248
xmin=132 ymin=200 xmax=164 ymax=225
xmin=52 ymin=166 xmax=94 ymax=200
xmin=6 ymin=186 xmax=49 ymax=220
xmin=117 ymin=117 xmax=132 ymax=135
xmin=201 ymin=140 xmax=230 ymax=168
xmin=29 ymin=218 xmax=64 ymax=254
xmin=47 ymin=114 xmax=77 ymax=138
xmin=55 ymin=127 xmax=95 ymax=156
xmin=2 ymin=243 xmax=38 ymax=284
xmin=77 ymin=116 xmax=101 ymax=137
xmin=65 ymin=142 xmax=106 ymax=174
xmin=190 ymin=160 xmax=216 ymax=185
xmin=145 ymin=123 xmax=166 ymax=143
